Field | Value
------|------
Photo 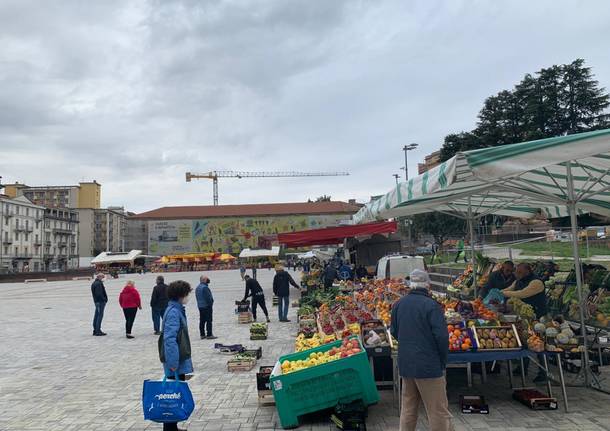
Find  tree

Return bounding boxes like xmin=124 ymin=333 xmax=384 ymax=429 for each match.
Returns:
xmin=411 ymin=213 xmax=466 ymax=247
xmin=314 ymin=195 xmax=332 ymax=202
xmin=439 ymin=59 xmax=610 ymax=160
xmin=439 ymin=132 xmax=480 ymax=162
xmin=562 ymin=59 xmax=610 ymax=132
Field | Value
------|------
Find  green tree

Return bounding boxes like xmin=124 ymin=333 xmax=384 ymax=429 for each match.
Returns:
xmin=440 ymin=59 xmax=610 ymax=160
xmin=562 ymin=59 xmax=610 ymax=132
xmin=411 ymin=213 xmax=466 ymax=247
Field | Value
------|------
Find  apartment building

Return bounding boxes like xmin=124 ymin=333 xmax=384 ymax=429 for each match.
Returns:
xmin=0 ymin=195 xmax=45 ymax=273
xmin=417 ymin=150 xmax=442 ymax=175
xmin=125 ymin=215 xmax=148 ymax=254
xmin=77 ymin=207 xmax=127 ymax=257
xmin=4 ymin=181 xmax=101 ymax=209
xmin=43 ymin=207 xmax=79 ymax=271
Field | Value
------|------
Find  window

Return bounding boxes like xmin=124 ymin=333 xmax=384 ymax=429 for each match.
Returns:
xmin=14 ymin=247 xmax=18 ymax=255
xmin=26 ymin=208 xmax=29 ymax=216
xmin=3 ymin=246 xmax=7 ymax=254
xmin=25 ymin=233 xmax=29 ymax=242
xmin=35 ymin=235 xmax=39 ymax=243
xmin=24 ymin=247 xmax=28 ymax=256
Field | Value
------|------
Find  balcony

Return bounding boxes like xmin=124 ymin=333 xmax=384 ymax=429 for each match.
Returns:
xmin=44 ymin=240 xmax=52 ymax=246
xmin=34 ymin=240 xmax=43 ymax=246
xmin=13 ymin=253 xmax=34 ymax=259
xmin=3 ymin=212 xmax=14 ymax=218
xmin=58 ymin=243 xmax=67 ymax=248
xmin=2 ymin=238 xmax=13 ymax=245
xmin=53 ymin=228 xmax=74 ymax=235
xmin=15 ymin=226 xmax=34 ymax=233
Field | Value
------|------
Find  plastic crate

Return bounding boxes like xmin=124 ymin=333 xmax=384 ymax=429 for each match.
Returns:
xmin=270 ymin=336 xmax=379 ymax=429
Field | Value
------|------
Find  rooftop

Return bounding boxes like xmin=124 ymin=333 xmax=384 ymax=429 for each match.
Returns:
xmin=132 ymin=201 xmax=361 ymax=220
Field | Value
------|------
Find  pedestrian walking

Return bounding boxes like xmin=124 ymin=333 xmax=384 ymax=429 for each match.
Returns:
xmin=91 ymin=273 xmax=108 ymax=336
xmin=272 ymin=264 xmax=300 ymax=322
xmin=391 ymin=269 xmax=453 ymax=431
xmin=161 ymin=280 xmax=194 ymax=431
xmin=239 ymin=264 xmax=246 ymax=280
xmin=430 ymin=241 xmax=440 ymax=264
xmin=150 ymin=275 xmax=169 ymax=335
xmin=195 ymin=275 xmax=217 ymax=339
xmin=454 ymin=238 xmax=467 ymax=263
xmin=119 ymin=280 xmax=142 ymax=339
xmin=243 ymin=274 xmax=270 ymax=322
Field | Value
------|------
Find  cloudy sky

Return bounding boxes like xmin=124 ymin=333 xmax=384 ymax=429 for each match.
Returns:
xmin=1 ymin=0 xmax=610 ymax=213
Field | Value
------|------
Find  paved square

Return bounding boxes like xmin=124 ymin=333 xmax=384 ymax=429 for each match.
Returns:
xmin=1 ymin=269 xmax=609 ymax=431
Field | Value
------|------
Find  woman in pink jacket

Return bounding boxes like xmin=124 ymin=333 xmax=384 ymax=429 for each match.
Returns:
xmin=119 ymin=280 xmax=142 ymax=339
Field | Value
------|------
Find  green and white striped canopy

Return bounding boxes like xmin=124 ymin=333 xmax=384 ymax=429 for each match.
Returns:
xmin=354 ymin=128 xmax=610 ymax=223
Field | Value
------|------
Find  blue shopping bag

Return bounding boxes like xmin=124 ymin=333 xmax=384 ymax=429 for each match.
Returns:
xmin=142 ymin=373 xmax=195 ymax=423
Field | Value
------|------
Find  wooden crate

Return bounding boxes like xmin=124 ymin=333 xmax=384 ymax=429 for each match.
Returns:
xmin=258 ymin=389 xmax=275 ymax=406
xmin=238 ymin=312 xmax=253 ymax=324
xmin=272 ymin=296 xmax=279 ymax=306
xmin=227 ymin=358 xmax=256 ymax=372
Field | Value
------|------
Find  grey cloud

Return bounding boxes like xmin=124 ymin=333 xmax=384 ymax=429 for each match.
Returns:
xmin=2 ymin=0 xmax=610 ymax=212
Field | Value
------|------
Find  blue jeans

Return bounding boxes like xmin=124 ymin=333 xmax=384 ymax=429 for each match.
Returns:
xmin=93 ymin=302 xmax=106 ymax=334
xmin=278 ymin=296 xmax=290 ymax=321
xmin=151 ymin=307 xmax=165 ymax=332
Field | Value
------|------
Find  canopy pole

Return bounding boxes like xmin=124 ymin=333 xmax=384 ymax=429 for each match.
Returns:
xmin=566 ymin=161 xmax=590 ymax=387
xmin=467 ymin=197 xmax=477 ymax=298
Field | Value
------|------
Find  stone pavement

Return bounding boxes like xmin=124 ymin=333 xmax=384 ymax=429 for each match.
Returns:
xmin=1 ymin=269 xmax=609 ymax=431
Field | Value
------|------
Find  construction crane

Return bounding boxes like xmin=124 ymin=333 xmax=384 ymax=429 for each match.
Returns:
xmin=185 ymin=170 xmax=349 ymax=205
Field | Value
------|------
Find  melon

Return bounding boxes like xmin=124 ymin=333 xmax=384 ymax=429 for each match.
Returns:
xmin=545 ymin=327 xmax=559 ymax=338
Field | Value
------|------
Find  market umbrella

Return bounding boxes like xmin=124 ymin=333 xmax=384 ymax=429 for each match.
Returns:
xmin=218 ymin=253 xmax=236 ymax=261
xmin=354 ymin=128 xmax=610 ymax=387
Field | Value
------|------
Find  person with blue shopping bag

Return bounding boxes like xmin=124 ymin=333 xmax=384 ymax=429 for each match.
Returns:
xmin=148 ymin=280 xmax=194 ymax=431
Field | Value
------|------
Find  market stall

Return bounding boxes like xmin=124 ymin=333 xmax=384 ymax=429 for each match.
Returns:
xmin=353 ymin=128 xmax=610 ymax=389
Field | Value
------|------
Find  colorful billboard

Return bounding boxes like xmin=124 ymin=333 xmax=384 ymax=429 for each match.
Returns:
xmin=148 ymin=214 xmax=347 ymax=255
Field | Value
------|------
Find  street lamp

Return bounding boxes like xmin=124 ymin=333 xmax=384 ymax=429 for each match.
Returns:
xmin=402 ymin=143 xmax=418 ymax=181
xmin=393 ymin=174 xmax=400 ymax=185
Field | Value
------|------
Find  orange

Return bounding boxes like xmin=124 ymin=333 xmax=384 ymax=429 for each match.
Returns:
xmin=447 ymin=325 xmax=455 ymax=332
xmin=461 ymin=343 xmax=469 ymax=350
xmin=453 ymin=329 xmax=461 ymax=337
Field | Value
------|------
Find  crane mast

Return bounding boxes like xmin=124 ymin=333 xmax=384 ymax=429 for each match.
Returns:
xmin=186 ymin=170 xmax=349 ymax=205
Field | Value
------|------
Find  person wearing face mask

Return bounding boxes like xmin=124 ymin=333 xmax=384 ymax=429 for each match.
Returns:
xmin=161 ymin=280 xmax=193 ymax=431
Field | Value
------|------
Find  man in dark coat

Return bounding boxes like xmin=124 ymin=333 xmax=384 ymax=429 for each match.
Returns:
xmin=150 ymin=275 xmax=169 ymax=335
xmin=322 ymin=264 xmax=338 ymax=288
xmin=391 ymin=269 xmax=453 ymax=431
xmin=272 ymin=265 xmax=300 ymax=322
xmin=91 ymin=274 xmax=108 ymax=336
xmin=196 ymin=275 xmax=216 ymax=339
xmin=243 ymin=275 xmax=270 ymax=322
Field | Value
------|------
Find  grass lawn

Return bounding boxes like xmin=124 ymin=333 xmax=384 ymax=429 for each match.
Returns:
xmin=514 ymin=241 xmax=610 ymax=258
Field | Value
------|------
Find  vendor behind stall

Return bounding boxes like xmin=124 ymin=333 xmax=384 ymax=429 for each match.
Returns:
xmin=479 ymin=261 xmax=515 ymax=300
xmin=501 ymin=263 xmax=547 ymax=318
xmin=502 ymin=262 xmax=548 ymax=382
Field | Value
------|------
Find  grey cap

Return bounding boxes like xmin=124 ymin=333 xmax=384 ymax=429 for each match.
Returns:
xmin=409 ymin=269 xmax=430 ymax=288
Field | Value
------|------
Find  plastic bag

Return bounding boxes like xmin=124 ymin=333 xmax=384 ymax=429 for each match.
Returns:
xmin=142 ymin=373 xmax=195 ymax=423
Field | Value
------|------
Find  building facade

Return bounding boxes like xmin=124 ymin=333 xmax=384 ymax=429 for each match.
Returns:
xmin=133 ymin=201 xmax=360 ymax=255
xmin=77 ymin=207 xmax=127 ymax=257
xmin=417 ymin=150 xmax=442 ymax=175
xmin=4 ymin=181 xmax=101 ymax=209
xmin=43 ymin=207 xmax=79 ymax=271
xmin=0 ymin=196 xmax=45 ymax=273
xmin=125 ymin=215 xmax=148 ymax=254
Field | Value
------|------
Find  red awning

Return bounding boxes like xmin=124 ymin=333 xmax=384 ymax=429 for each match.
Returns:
xmin=277 ymin=221 xmax=397 ymax=248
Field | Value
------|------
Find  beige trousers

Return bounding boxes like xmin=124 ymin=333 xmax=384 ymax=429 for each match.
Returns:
xmin=400 ymin=375 xmax=454 ymax=431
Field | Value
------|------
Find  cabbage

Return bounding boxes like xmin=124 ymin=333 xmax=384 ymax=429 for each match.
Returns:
xmin=545 ymin=327 xmax=559 ymax=338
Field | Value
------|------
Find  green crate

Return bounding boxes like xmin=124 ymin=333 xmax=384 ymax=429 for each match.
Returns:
xmin=270 ymin=336 xmax=379 ymax=429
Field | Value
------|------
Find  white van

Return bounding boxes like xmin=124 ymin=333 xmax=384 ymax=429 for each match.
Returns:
xmin=376 ymin=255 xmax=427 ymax=280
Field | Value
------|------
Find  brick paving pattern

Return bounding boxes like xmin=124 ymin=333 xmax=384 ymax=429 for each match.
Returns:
xmin=1 ymin=269 xmax=609 ymax=430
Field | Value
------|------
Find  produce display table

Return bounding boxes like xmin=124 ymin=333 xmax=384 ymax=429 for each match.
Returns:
xmin=392 ymin=349 xmax=568 ymax=413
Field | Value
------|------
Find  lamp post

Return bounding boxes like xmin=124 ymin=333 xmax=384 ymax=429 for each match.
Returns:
xmin=402 ymin=143 xmax=418 ymax=181
xmin=393 ymin=174 xmax=400 ymax=185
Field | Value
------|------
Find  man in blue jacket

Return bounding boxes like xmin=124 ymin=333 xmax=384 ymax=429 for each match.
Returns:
xmin=195 ymin=275 xmax=217 ymax=339
xmin=391 ymin=269 xmax=453 ymax=431
xmin=91 ymin=274 xmax=108 ymax=336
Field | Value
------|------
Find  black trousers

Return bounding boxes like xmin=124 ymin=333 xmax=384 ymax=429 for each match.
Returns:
xmin=251 ymin=294 xmax=269 ymax=320
xmin=163 ymin=374 xmax=186 ymax=431
xmin=123 ymin=307 xmax=138 ymax=334
xmin=198 ymin=307 xmax=213 ymax=337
